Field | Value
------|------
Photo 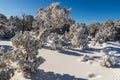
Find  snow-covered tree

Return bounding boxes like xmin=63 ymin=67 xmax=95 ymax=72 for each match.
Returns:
xmin=0 ymin=13 xmax=7 ymax=23
xmin=48 ymin=32 xmax=71 ymax=50
xmin=114 ymin=20 xmax=120 ymax=40
xmin=31 ymin=2 xmax=76 ymax=49
xmin=87 ymin=22 xmax=101 ymax=38
xmin=50 ymin=33 xmax=62 ymax=50
xmin=8 ymin=14 xmax=34 ymax=32
xmin=32 ymin=2 xmax=75 ymax=34
xmin=94 ymin=20 xmax=116 ymax=44
xmin=70 ymin=23 xmax=88 ymax=49
xmin=8 ymin=16 xmax=22 ymax=32
xmin=21 ymin=14 xmax=34 ymax=32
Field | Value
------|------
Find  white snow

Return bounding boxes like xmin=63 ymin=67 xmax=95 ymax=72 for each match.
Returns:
xmin=0 ymin=40 xmax=120 ymax=80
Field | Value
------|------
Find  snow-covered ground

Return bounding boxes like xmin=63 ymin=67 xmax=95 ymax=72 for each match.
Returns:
xmin=0 ymin=40 xmax=120 ymax=80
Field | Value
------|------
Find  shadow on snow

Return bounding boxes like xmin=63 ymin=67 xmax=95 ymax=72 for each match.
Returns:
xmin=58 ymin=49 xmax=83 ymax=56
xmin=30 ymin=69 xmax=88 ymax=80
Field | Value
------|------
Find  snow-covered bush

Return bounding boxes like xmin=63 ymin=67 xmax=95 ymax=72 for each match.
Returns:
xmin=11 ymin=47 xmax=45 ymax=78
xmin=70 ymin=23 xmax=88 ymax=49
xmin=59 ymin=34 xmax=72 ymax=49
xmin=100 ymin=53 xmax=116 ymax=68
xmin=37 ymin=28 xmax=51 ymax=48
xmin=49 ymin=33 xmax=71 ymax=50
xmin=49 ymin=33 xmax=62 ymax=50
xmin=94 ymin=20 xmax=116 ymax=44
xmin=12 ymin=31 xmax=42 ymax=48
xmin=87 ymin=22 xmax=101 ymax=38
xmin=0 ymin=31 xmax=45 ymax=79
xmin=11 ymin=31 xmax=45 ymax=78
xmin=0 ymin=51 xmax=15 ymax=80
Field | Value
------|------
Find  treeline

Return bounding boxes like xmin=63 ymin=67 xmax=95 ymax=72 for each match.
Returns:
xmin=0 ymin=2 xmax=120 ymax=43
xmin=0 ymin=13 xmax=34 ymax=32
xmin=87 ymin=20 xmax=120 ymax=43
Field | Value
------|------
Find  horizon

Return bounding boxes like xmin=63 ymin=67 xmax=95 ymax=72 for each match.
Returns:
xmin=1 ymin=0 xmax=120 ymax=24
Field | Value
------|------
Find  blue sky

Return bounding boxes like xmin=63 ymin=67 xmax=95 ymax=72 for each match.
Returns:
xmin=0 ymin=0 xmax=120 ymax=24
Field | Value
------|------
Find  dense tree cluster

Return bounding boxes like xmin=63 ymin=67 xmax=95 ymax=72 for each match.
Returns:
xmin=0 ymin=13 xmax=34 ymax=32
xmin=0 ymin=3 xmax=120 ymax=43
xmin=0 ymin=2 xmax=120 ymax=49
xmin=32 ymin=3 xmax=89 ymax=49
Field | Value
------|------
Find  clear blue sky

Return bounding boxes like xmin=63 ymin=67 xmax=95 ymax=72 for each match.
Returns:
xmin=0 ymin=0 xmax=120 ymax=24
